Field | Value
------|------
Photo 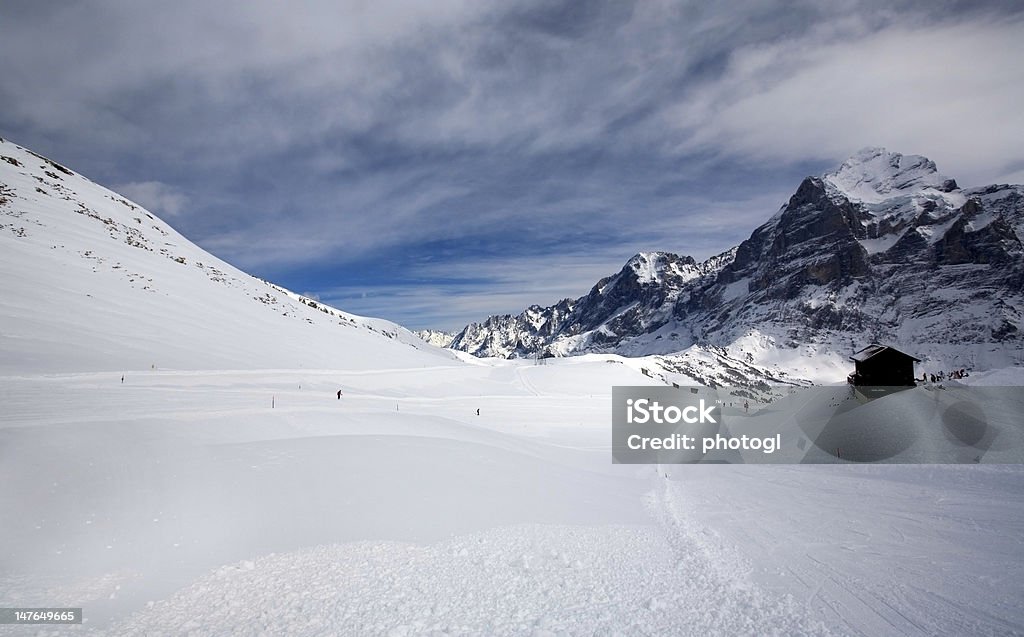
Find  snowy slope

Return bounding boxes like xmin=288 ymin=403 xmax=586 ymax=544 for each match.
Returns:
xmin=0 ymin=137 xmax=451 ymax=373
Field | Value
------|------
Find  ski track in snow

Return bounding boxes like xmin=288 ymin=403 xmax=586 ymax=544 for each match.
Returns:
xmin=664 ymin=465 xmax=1024 ymax=637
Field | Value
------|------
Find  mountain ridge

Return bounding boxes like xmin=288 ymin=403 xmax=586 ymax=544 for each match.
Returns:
xmin=4 ymin=136 xmax=1021 ymax=385
xmin=444 ymin=148 xmax=1024 ymax=379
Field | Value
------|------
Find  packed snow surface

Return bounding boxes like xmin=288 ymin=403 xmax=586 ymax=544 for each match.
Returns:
xmin=2 ymin=365 xmax=1023 ymax=636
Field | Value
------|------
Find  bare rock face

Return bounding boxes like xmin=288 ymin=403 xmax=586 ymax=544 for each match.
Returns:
xmin=726 ymin=177 xmax=871 ymax=299
xmin=933 ymin=200 xmax=1023 ymax=266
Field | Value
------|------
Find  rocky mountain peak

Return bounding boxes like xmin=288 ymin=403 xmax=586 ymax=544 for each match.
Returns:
xmin=624 ymin=252 xmax=697 ymax=285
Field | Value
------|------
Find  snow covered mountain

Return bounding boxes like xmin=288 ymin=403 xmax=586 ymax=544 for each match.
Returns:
xmin=450 ymin=251 xmax=736 ymax=359
xmin=414 ymin=329 xmax=456 ymax=348
xmin=0 ymin=137 xmax=454 ymax=373
xmin=448 ymin=148 xmax=1024 ymax=379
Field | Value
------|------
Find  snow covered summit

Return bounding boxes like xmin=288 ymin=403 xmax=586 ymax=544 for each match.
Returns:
xmin=823 ymin=147 xmax=958 ymax=204
xmin=623 ymin=252 xmax=700 ymax=285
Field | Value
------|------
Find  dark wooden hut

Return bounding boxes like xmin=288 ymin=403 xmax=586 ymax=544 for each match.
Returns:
xmin=847 ymin=344 xmax=921 ymax=387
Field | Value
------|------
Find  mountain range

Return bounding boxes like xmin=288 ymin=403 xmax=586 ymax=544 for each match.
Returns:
xmin=435 ymin=148 xmax=1024 ymax=383
xmin=4 ymin=135 xmax=1021 ymax=387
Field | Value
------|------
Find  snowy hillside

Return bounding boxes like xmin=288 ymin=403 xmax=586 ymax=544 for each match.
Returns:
xmin=0 ymin=137 xmax=451 ymax=373
xmin=445 ymin=148 xmax=1024 ymax=383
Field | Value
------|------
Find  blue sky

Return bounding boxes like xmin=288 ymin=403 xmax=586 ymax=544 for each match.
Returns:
xmin=2 ymin=1 xmax=1023 ymax=330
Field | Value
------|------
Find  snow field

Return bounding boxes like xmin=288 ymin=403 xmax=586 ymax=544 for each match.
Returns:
xmin=0 ymin=362 xmax=660 ymax=632
xmin=3 ymin=363 xmax=1022 ymax=635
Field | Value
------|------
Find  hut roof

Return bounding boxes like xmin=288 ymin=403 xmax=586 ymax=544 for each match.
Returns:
xmin=850 ymin=343 xmax=921 ymax=363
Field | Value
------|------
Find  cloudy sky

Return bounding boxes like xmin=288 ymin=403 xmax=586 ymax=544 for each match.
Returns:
xmin=2 ymin=1 xmax=1023 ymax=330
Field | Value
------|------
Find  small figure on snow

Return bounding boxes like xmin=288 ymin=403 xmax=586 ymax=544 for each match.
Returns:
xmin=337 ymin=389 xmax=343 ymax=400
xmin=476 ymin=408 xmax=480 ymax=416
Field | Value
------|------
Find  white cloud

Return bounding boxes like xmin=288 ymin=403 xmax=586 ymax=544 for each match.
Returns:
xmin=114 ymin=181 xmax=189 ymax=217
xmin=667 ymin=17 xmax=1024 ymax=186
xmin=317 ymin=250 xmax=633 ymax=330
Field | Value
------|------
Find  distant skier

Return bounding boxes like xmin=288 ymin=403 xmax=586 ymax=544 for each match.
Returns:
xmin=121 ymin=375 xmax=124 ymax=384
xmin=744 ymin=400 xmax=749 ymax=413
xmin=337 ymin=389 xmax=343 ymax=400
xmin=476 ymin=408 xmax=480 ymax=416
